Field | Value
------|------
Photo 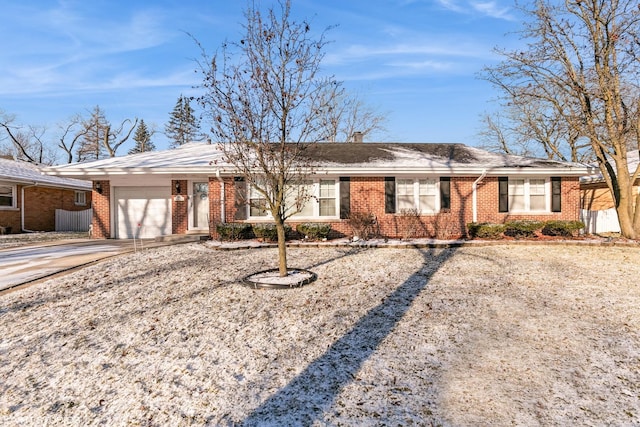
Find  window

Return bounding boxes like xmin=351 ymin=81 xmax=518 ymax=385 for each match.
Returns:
xmin=501 ymin=177 xmax=551 ymax=212
xmin=395 ymin=178 xmax=439 ymax=214
xmin=248 ymin=179 xmax=338 ymax=219
xmin=318 ymin=180 xmax=336 ymax=217
xmin=0 ymin=184 xmax=15 ymax=208
xmin=74 ymin=191 xmax=87 ymax=206
xmin=249 ymin=183 xmax=268 ymax=217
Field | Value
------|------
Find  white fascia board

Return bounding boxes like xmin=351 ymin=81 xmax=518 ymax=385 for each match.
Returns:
xmin=310 ymin=166 xmax=592 ymax=177
xmin=44 ymin=165 xmax=592 ymax=179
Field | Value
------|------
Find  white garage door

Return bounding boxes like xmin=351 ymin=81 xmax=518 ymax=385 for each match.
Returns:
xmin=115 ymin=187 xmax=171 ymax=239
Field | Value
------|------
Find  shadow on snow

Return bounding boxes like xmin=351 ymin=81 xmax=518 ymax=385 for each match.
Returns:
xmin=242 ymin=246 xmax=457 ymax=426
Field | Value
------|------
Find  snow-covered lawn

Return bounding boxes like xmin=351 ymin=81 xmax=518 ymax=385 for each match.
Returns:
xmin=1 ymin=243 xmax=639 ymax=426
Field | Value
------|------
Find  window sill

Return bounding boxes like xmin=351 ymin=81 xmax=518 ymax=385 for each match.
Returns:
xmin=506 ymin=211 xmax=553 ymax=215
xmin=0 ymin=207 xmax=19 ymax=211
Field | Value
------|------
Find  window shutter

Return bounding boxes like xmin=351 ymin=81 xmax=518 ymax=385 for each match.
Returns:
xmin=234 ymin=177 xmax=247 ymax=220
xmin=440 ymin=177 xmax=451 ymax=210
xmin=498 ymin=177 xmax=509 ymax=213
xmin=551 ymin=177 xmax=561 ymax=212
xmin=385 ymin=177 xmax=396 ymax=214
xmin=339 ymin=177 xmax=350 ymax=219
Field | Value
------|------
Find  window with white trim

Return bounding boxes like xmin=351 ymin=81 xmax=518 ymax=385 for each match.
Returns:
xmin=249 ymin=184 xmax=268 ymax=217
xmin=318 ymin=180 xmax=336 ymax=217
xmin=248 ymin=179 xmax=338 ymax=219
xmin=396 ymin=178 xmax=439 ymax=213
xmin=507 ymin=178 xmax=548 ymax=212
xmin=0 ymin=184 xmax=16 ymax=208
xmin=74 ymin=191 xmax=87 ymax=206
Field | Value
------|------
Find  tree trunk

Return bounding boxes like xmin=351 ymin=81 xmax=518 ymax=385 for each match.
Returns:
xmin=611 ymin=161 xmax=638 ymax=239
xmin=274 ymin=217 xmax=288 ymax=277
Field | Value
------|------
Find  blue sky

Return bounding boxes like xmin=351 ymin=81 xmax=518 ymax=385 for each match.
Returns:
xmin=0 ymin=0 xmax=523 ymax=155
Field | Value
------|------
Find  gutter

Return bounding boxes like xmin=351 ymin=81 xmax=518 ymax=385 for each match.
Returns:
xmin=21 ymin=183 xmax=38 ymax=233
xmin=472 ymin=170 xmax=488 ymax=223
xmin=215 ymin=169 xmax=225 ymax=224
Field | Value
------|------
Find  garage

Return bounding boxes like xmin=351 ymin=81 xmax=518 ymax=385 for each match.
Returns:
xmin=114 ymin=187 xmax=171 ymax=239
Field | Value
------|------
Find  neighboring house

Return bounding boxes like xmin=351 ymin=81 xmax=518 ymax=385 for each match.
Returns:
xmin=44 ymin=142 xmax=591 ymax=240
xmin=0 ymin=157 xmax=92 ymax=234
xmin=580 ymin=150 xmax=639 ymax=234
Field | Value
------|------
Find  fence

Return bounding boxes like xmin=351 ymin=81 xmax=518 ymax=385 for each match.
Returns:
xmin=55 ymin=208 xmax=92 ymax=232
xmin=580 ymin=208 xmax=620 ymax=235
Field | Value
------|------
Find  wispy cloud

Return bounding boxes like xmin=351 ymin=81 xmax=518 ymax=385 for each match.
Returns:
xmin=0 ymin=2 xmax=183 ymax=97
xmin=434 ymin=0 xmax=515 ymax=20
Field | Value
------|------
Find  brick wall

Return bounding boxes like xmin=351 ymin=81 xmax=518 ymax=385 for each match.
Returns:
xmin=171 ymin=180 xmax=188 ymax=234
xmin=0 ymin=185 xmax=92 ymax=233
xmin=92 ymin=181 xmax=111 ymax=238
xmin=205 ymin=175 xmax=584 ymax=240
xmin=476 ymin=177 xmax=581 ymax=224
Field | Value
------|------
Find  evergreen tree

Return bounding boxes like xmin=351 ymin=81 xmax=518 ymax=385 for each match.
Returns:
xmin=165 ymin=95 xmax=203 ymax=148
xmin=128 ymin=119 xmax=156 ymax=154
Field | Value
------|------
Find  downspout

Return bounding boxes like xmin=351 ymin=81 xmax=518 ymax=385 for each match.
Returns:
xmin=215 ymin=169 xmax=225 ymax=224
xmin=472 ymin=170 xmax=488 ymax=223
xmin=21 ymin=183 xmax=38 ymax=233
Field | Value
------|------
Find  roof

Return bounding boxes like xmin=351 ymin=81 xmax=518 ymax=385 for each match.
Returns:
xmin=580 ymin=150 xmax=640 ymax=184
xmin=0 ymin=158 xmax=91 ymax=190
xmin=43 ymin=142 xmax=593 ymax=178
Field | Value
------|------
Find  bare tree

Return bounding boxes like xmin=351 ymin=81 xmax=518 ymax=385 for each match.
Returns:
xmin=77 ymin=106 xmax=138 ymax=161
xmin=0 ymin=111 xmax=57 ymax=164
xmin=58 ymin=114 xmax=88 ymax=164
xmin=198 ymin=0 xmax=345 ymax=276
xmin=102 ymin=118 xmax=138 ymax=158
xmin=483 ymin=0 xmax=640 ymax=239
xmin=322 ymin=91 xmax=387 ymax=142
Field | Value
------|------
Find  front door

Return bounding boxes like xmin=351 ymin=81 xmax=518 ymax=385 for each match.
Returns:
xmin=192 ymin=182 xmax=209 ymax=229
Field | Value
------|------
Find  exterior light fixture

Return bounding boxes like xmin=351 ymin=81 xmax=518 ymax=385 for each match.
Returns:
xmin=175 ymin=181 xmax=181 ymax=194
xmin=95 ymin=182 xmax=103 ymax=194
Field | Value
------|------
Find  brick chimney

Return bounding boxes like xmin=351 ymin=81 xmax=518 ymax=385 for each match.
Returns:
xmin=351 ymin=131 xmax=363 ymax=143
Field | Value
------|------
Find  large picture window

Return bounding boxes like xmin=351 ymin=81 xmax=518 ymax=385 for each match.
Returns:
xmin=0 ymin=184 xmax=16 ymax=208
xmin=248 ymin=179 xmax=338 ymax=219
xmin=396 ymin=178 xmax=439 ymax=213
xmin=501 ymin=177 xmax=550 ymax=212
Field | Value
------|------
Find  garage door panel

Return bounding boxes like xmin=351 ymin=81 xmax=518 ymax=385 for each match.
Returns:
xmin=115 ymin=187 xmax=171 ymax=239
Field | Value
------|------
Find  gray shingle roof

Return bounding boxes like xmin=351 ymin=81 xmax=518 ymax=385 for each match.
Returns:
xmin=44 ymin=142 xmax=591 ymax=177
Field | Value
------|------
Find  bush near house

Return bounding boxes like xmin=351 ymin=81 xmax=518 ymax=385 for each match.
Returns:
xmin=252 ymin=223 xmax=292 ymax=242
xmin=504 ymin=220 xmax=545 ymax=238
xmin=541 ymin=220 xmax=584 ymax=237
xmin=346 ymin=212 xmax=378 ymax=240
xmin=216 ymin=223 xmax=255 ymax=240
xmin=467 ymin=222 xmax=506 ymax=239
xmin=468 ymin=220 xmax=586 ymax=239
xmin=296 ymin=223 xmax=332 ymax=241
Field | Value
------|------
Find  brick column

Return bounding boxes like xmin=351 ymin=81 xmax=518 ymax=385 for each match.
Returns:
xmin=172 ymin=180 xmax=188 ymax=235
xmin=91 ymin=180 xmax=111 ymax=239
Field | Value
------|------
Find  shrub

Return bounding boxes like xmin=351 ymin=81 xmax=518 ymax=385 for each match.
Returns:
xmin=346 ymin=212 xmax=378 ymax=240
xmin=252 ymin=223 xmax=292 ymax=242
xmin=397 ymin=208 xmax=424 ymax=240
xmin=296 ymin=223 xmax=332 ymax=240
xmin=467 ymin=222 xmax=505 ymax=239
xmin=503 ymin=220 xmax=544 ymax=238
xmin=216 ymin=223 xmax=254 ymax=241
xmin=541 ymin=220 xmax=584 ymax=237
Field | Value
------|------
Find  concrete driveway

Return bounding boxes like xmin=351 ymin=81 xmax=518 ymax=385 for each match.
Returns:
xmin=0 ymin=239 xmax=154 ymax=292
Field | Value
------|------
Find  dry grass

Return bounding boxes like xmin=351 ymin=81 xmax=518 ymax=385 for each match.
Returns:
xmin=0 ymin=243 xmax=639 ymax=426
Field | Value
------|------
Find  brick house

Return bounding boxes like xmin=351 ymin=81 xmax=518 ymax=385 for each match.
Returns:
xmin=0 ymin=157 xmax=92 ymax=234
xmin=44 ymin=142 xmax=591 ymax=240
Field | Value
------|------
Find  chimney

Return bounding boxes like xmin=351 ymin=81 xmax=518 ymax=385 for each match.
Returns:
xmin=351 ymin=131 xmax=363 ymax=143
